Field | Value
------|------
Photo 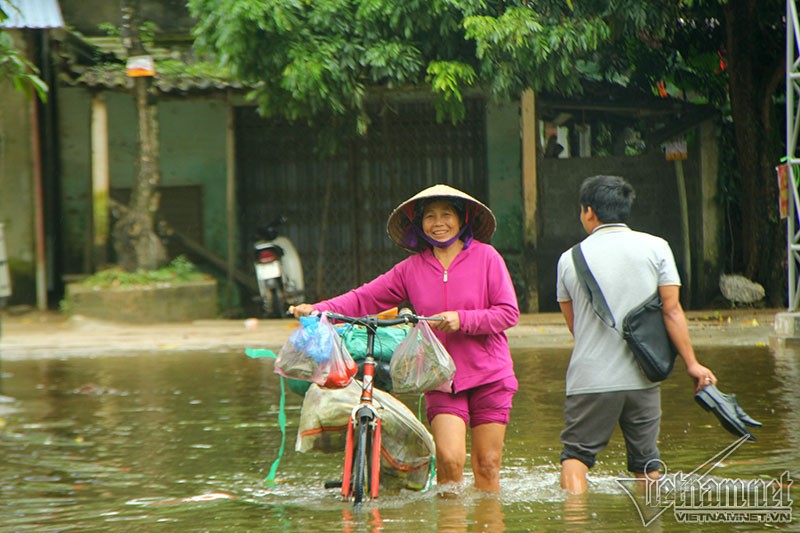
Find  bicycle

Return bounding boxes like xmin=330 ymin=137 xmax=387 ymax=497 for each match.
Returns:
xmin=321 ymin=308 xmax=441 ymax=507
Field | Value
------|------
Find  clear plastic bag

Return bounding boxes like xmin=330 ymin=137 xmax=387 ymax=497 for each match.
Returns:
xmin=389 ymin=320 xmax=456 ymax=394
xmin=274 ymin=313 xmax=357 ymax=388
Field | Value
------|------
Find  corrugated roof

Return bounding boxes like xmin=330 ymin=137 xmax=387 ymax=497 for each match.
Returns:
xmin=62 ymin=66 xmax=248 ymax=94
xmin=0 ymin=0 xmax=64 ymax=29
xmin=54 ymin=32 xmax=249 ymax=95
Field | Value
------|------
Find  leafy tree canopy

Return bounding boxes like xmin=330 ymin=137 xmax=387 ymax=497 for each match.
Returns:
xmin=188 ymin=0 xmax=697 ymax=135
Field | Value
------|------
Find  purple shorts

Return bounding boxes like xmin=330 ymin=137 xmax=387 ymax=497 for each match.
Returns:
xmin=425 ymin=375 xmax=518 ymax=428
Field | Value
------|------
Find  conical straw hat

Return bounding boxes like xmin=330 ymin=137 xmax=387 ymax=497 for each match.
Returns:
xmin=386 ymin=184 xmax=496 ymax=253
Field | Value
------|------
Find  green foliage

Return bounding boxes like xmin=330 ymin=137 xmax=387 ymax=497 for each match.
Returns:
xmin=190 ymin=0 xmax=715 ymax=142
xmin=0 ymin=4 xmax=49 ymax=102
xmin=190 ymin=0 xmax=457 ymax=139
xmin=186 ymin=0 xmax=776 ymax=154
xmin=98 ymin=20 xmax=157 ymax=45
xmin=77 ymin=256 xmax=210 ymax=288
xmin=188 ymin=0 xmax=628 ymax=142
xmin=426 ymin=61 xmax=476 ymax=122
xmin=462 ymin=6 xmax=611 ymax=97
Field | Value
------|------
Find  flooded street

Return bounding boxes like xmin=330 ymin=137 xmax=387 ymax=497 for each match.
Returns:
xmin=0 ymin=339 xmax=797 ymax=531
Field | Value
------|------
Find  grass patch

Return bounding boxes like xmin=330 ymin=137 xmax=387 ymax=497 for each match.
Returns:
xmin=76 ymin=256 xmax=212 ymax=288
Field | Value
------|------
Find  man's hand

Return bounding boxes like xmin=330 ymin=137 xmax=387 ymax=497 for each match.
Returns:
xmin=686 ymin=362 xmax=717 ymax=393
xmin=430 ymin=311 xmax=460 ymax=333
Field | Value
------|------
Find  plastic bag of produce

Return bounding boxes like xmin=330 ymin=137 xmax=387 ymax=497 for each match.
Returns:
xmin=296 ymin=381 xmax=435 ymax=491
xmin=389 ymin=320 xmax=455 ymax=394
xmin=274 ymin=314 xmax=357 ymax=388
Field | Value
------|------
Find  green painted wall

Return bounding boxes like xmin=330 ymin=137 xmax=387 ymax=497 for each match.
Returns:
xmin=0 ymin=31 xmax=37 ymax=304
xmin=485 ymin=100 xmax=525 ymax=300
xmin=486 ymin=100 xmax=523 ymax=253
xmin=159 ymin=98 xmax=229 ymax=256
xmin=59 ymin=88 xmax=230 ymax=275
xmin=59 ymin=88 xmax=92 ymax=274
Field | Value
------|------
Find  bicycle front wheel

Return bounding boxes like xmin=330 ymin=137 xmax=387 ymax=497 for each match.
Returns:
xmin=352 ymin=417 xmax=371 ymax=505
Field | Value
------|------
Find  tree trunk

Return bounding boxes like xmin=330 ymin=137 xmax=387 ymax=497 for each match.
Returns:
xmin=113 ymin=0 xmax=166 ymax=272
xmin=724 ymin=0 xmax=785 ymax=306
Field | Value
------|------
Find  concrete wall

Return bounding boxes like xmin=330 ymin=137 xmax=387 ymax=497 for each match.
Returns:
xmin=536 ymin=140 xmax=711 ymax=312
xmin=0 ymin=30 xmax=37 ymax=305
xmin=65 ymin=278 xmax=218 ymax=323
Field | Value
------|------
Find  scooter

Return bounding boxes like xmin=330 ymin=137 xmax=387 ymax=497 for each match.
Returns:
xmin=253 ymin=216 xmax=305 ymax=318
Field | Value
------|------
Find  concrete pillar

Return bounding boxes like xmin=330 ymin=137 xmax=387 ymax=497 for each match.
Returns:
xmin=769 ymin=312 xmax=800 ymax=349
xmin=91 ymin=93 xmax=110 ymax=268
xmin=520 ymin=89 xmax=539 ymax=312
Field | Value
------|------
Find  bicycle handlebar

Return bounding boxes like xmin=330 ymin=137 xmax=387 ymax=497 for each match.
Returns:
xmin=324 ymin=311 xmax=443 ymax=327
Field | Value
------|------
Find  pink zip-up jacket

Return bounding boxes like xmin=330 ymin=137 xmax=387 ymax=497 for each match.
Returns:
xmin=313 ymin=241 xmax=519 ymax=392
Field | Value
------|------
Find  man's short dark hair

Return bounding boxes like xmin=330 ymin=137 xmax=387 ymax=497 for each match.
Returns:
xmin=579 ymin=175 xmax=635 ymax=223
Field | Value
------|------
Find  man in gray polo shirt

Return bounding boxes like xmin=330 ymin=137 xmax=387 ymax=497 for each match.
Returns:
xmin=556 ymin=175 xmax=718 ymax=494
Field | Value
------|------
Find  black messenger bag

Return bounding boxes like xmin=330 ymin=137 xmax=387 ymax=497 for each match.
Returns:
xmin=621 ymin=291 xmax=677 ymax=381
xmin=571 ymin=245 xmax=678 ymax=382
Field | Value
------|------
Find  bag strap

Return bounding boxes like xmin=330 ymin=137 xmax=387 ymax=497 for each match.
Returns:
xmin=245 ymin=348 xmax=286 ymax=484
xmin=570 ymin=244 xmax=616 ymax=328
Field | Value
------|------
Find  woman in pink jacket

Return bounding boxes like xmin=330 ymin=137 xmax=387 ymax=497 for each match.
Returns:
xmin=290 ymin=184 xmax=519 ymax=493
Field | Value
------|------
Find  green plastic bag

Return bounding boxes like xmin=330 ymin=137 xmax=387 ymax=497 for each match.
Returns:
xmin=286 ymin=378 xmax=312 ymax=396
xmin=335 ymin=323 xmax=410 ymax=361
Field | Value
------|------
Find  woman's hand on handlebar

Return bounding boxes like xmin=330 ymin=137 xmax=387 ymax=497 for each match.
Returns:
xmin=288 ymin=303 xmax=317 ymax=318
xmin=430 ymin=311 xmax=460 ymax=333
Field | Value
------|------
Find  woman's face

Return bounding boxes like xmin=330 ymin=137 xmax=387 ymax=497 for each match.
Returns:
xmin=421 ymin=201 xmax=462 ymax=243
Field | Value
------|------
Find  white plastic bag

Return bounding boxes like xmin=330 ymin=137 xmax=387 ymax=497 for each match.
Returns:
xmin=296 ymin=381 xmax=436 ymax=491
xmin=389 ymin=320 xmax=456 ymax=394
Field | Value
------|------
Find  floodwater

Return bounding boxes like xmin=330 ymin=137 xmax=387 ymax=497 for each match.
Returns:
xmin=0 ymin=344 xmax=797 ymax=532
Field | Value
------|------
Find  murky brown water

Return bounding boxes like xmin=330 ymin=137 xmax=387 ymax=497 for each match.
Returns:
xmin=0 ymin=345 xmax=797 ymax=531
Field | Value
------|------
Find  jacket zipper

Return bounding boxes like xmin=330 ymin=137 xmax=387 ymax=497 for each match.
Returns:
xmin=443 ymin=269 xmax=448 ymax=309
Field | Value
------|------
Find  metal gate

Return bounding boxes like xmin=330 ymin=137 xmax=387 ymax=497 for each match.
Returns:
xmin=235 ymin=97 xmax=488 ymax=304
